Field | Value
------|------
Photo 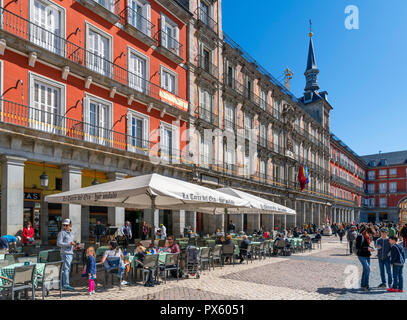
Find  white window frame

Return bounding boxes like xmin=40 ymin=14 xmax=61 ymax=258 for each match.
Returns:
xmin=368 ymin=171 xmax=376 ymax=180
xmin=160 ymin=13 xmax=179 ymax=54
xmin=160 ymin=65 xmax=178 ymax=95
xmin=379 ymin=183 xmax=387 ymax=194
xmin=160 ymin=121 xmax=179 ymax=164
xmin=379 ymin=169 xmax=387 ymax=176
xmin=28 ymin=71 xmax=66 ymax=133
xmin=83 ymin=93 xmax=113 ymax=146
xmin=389 ymin=168 xmax=397 ymax=176
xmin=126 ymin=0 xmax=151 ymax=36
xmin=224 ymin=102 xmax=235 ymax=131
xmin=127 ymin=109 xmax=149 ymax=154
xmin=379 ymin=197 xmax=387 ymax=208
xmin=127 ymin=46 xmax=149 ymax=93
xmin=85 ymin=22 xmax=113 ymax=77
xmin=389 ymin=182 xmax=397 ymax=193
xmin=29 ymin=0 xmax=66 ymax=55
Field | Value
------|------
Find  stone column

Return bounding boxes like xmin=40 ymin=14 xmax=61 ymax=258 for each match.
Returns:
xmin=106 ymin=172 xmax=127 ymax=229
xmin=61 ymin=165 xmax=82 ymax=242
xmin=41 ymin=200 xmax=49 ymax=245
xmin=1 ymin=156 xmax=26 ymax=236
xmin=247 ymin=214 xmax=260 ymax=234
xmin=185 ymin=211 xmax=196 ymax=232
xmin=172 ymin=210 xmax=185 ymax=238
xmin=81 ymin=206 xmax=90 ymax=242
xmin=271 ymin=214 xmax=275 ymax=231
xmin=302 ymin=202 xmax=306 ymax=226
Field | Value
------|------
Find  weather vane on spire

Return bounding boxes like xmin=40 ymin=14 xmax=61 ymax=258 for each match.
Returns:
xmin=309 ymin=19 xmax=313 ymax=38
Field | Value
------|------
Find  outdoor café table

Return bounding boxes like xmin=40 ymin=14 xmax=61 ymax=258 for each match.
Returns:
xmin=205 ymin=239 xmax=215 ymax=246
xmin=0 ymin=262 xmax=45 ymax=290
xmin=178 ymin=241 xmax=188 ymax=250
xmin=38 ymin=249 xmax=59 ymax=263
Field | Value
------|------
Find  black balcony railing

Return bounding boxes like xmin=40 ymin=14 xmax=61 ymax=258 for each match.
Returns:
xmin=0 ymin=99 xmax=191 ymax=164
xmin=0 ymin=8 xmax=188 ymax=112
xmin=158 ymin=29 xmax=183 ymax=59
xmin=122 ymin=6 xmax=155 ymax=38
xmin=195 ymin=7 xmax=218 ymax=34
xmin=223 ymin=118 xmax=236 ymax=131
xmin=196 ymin=54 xmax=218 ymax=77
xmin=198 ymin=107 xmax=219 ymax=127
xmin=75 ymin=0 xmax=120 ymax=16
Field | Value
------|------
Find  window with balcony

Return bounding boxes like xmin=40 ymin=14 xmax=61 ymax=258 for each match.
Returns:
xmin=128 ymin=48 xmax=147 ymax=93
xmin=379 ymin=197 xmax=387 ymax=208
xmin=259 ymin=124 xmax=267 ymax=147
xmin=160 ymin=14 xmax=180 ymax=55
xmin=273 ymin=100 xmax=280 ymax=119
xmin=224 ymin=103 xmax=235 ymax=131
xmin=368 ymin=171 xmax=376 ymax=180
xmin=259 ymin=160 xmax=266 ymax=180
xmin=160 ymin=121 xmax=179 ymax=164
xmin=379 ymin=183 xmax=387 ymax=194
xmin=83 ymin=94 xmax=112 ymax=146
xmin=225 ymin=61 xmax=236 ymax=88
xmin=198 ymin=43 xmax=215 ymax=76
xmin=29 ymin=73 xmax=65 ymax=133
xmin=198 ymin=87 xmax=214 ymax=124
xmin=86 ymin=24 xmax=112 ymax=78
xmin=273 ymin=132 xmax=280 ymax=153
xmin=224 ymin=144 xmax=235 ymax=170
xmin=127 ymin=0 xmax=151 ymax=36
xmin=161 ymin=67 xmax=177 ymax=94
xmin=368 ymin=184 xmax=375 ymax=194
xmin=389 ymin=168 xmax=397 ymax=176
xmin=389 ymin=182 xmax=397 ymax=193
xmin=260 ymin=90 xmax=267 ymax=110
xmin=31 ymin=0 xmax=64 ymax=55
xmin=379 ymin=169 xmax=387 ymax=177
xmin=244 ymin=113 xmax=254 ymax=139
xmin=127 ymin=109 xmax=149 ymax=154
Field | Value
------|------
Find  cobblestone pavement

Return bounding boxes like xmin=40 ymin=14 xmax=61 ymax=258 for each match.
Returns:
xmin=38 ymin=237 xmax=407 ymax=300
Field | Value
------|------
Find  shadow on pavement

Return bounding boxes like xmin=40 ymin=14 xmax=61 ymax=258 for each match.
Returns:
xmin=317 ymin=287 xmax=389 ymax=296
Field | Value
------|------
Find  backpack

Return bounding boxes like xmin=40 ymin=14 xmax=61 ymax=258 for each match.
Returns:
xmin=394 ymin=244 xmax=406 ymax=265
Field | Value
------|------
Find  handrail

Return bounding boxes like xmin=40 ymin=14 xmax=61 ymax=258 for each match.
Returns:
xmin=195 ymin=7 xmax=218 ymax=34
xmin=122 ymin=6 xmax=155 ymax=38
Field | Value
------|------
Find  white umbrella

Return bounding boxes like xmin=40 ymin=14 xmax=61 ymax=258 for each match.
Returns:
xmin=216 ymin=187 xmax=296 ymax=215
xmin=44 ymin=173 xmax=251 ymax=214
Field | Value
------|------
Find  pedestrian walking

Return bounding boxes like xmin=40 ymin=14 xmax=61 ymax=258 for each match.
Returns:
xmin=355 ymin=225 xmax=376 ymax=291
xmin=387 ymin=236 xmax=405 ymax=293
xmin=22 ymin=221 xmax=35 ymax=246
xmin=347 ymin=226 xmax=358 ymax=255
xmin=376 ymin=228 xmax=392 ymax=289
xmin=57 ymin=219 xmax=76 ymax=291
xmin=388 ymin=223 xmax=396 ymax=238
xmin=332 ymin=223 xmax=338 ymax=237
xmin=338 ymin=226 xmax=345 ymax=243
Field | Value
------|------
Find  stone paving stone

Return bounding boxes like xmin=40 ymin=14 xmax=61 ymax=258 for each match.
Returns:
xmin=133 ymin=287 xmax=239 ymax=300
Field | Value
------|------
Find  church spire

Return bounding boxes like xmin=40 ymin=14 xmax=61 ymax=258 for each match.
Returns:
xmin=304 ymin=20 xmax=320 ymax=93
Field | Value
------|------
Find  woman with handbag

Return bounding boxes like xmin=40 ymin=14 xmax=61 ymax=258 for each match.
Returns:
xmin=22 ymin=221 xmax=35 ymax=246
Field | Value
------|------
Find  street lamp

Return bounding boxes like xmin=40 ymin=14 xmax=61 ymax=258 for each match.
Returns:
xmin=39 ymin=162 xmax=49 ymax=189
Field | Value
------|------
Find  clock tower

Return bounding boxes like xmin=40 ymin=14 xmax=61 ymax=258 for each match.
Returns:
xmin=304 ymin=22 xmax=320 ymax=93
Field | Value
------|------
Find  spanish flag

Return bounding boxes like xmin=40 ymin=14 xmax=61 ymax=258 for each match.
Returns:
xmin=298 ymin=165 xmax=307 ymax=192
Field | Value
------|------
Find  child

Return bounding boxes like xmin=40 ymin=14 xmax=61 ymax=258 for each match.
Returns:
xmin=86 ymin=247 xmax=97 ymax=295
xmin=387 ymin=236 xmax=405 ymax=293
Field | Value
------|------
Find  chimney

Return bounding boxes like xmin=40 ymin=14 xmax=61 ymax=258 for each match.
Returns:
xmin=285 ymin=77 xmax=290 ymax=91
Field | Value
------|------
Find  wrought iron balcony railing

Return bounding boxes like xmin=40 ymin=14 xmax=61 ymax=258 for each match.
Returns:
xmin=195 ymin=7 xmax=218 ymax=34
xmin=122 ymin=6 xmax=155 ymax=40
xmin=198 ymin=107 xmax=219 ymax=127
xmin=157 ymin=29 xmax=183 ymax=59
xmin=0 ymin=8 xmax=188 ymax=113
xmin=196 ymin=54 xmax=218 ymax=77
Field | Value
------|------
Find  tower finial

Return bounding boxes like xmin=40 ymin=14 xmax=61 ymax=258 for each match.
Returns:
xmin=309 ymin=19 xmax=313 ymax=38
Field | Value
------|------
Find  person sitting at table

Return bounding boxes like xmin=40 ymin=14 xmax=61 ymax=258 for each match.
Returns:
xmin=215 ymin=228 xmax=224 ymax=237
xmin=273 ymin=233 xmax=290 ymax=255
xmin=23 ymin=222 xmax=35 ymax=246
xmin=239 ymin=235 xmax=251 ymax=263
xmin=293 ymin=227 xmax=300 ymax=238
xmin=215 ymin=235 xmax=225 ymax=245
xmin=263 ymin=231 xmax=270 ymax=240
xmin=155 ymin=228 xmax=162 ymax=240
xmin=100 ymin=240 xmax=128 ymax=286
xmin=162 ymin=235 xmax=182 ymax=278
xmin=312 ymin=230 xmax=322 ymax=244
xmin=287 ymin=230 xmax=293 ymax=238
xmin=222 ymin=235 xmax=235 ymax=263
xmin=134 ymin=244 xmax=147 ymax=266
xmin=301 ymin=231 xmax=312 ymax=249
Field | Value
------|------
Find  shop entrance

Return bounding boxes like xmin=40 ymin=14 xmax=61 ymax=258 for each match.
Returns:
xmin=125 ymin=210 xmax=142 ymax=239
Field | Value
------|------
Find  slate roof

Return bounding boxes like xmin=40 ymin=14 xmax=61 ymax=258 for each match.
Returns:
xmin=361 ymin=150 xmax=407 ymax=166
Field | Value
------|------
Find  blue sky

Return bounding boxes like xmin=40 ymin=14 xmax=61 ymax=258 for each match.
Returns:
xmin=221 ymin=0 xmax=407 ymax=156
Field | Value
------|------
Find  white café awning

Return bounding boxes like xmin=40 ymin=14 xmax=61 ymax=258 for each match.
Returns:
xmin=44 ymin=173 xmax=251 ymax=214
xmin=216 ymin=187 xmax=296 ymax=215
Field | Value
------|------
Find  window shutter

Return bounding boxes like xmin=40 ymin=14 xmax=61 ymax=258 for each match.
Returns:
xmin=143 ymin=117 xmax=149 ymax=148
xmin=173 ymin=125 xmax=179 ymax=163
xmin=145 ymin=3 xmax=151 ymax=36
xmin=160 ymin=14 xmax=166 ymax=47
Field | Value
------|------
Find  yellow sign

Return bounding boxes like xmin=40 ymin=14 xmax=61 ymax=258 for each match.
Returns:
xmin=159 ymin=89 xmax=188 ymax=112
